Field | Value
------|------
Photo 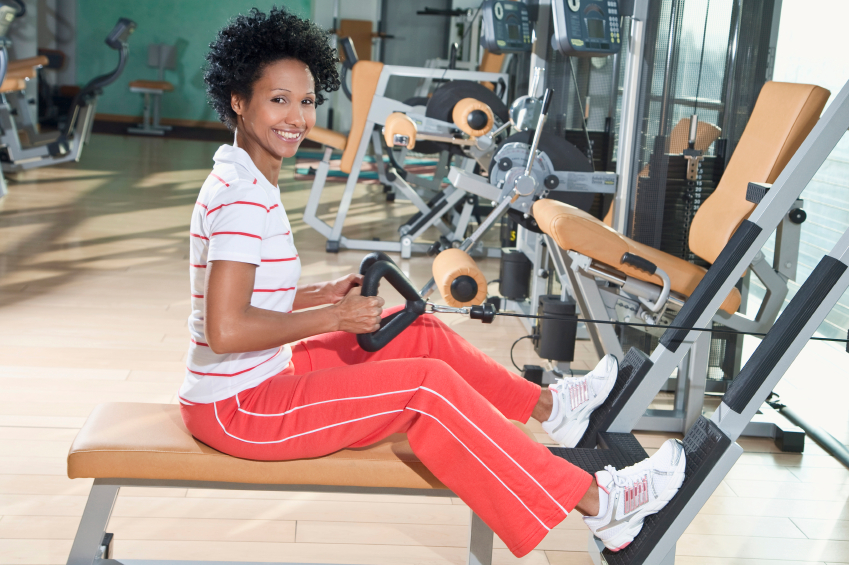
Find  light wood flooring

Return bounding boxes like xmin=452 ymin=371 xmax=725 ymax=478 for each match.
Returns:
xmin=0 ymin=134 xmax=847 ymax=565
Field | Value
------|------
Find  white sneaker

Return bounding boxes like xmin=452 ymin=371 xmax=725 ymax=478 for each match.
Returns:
xmin=542 ymin=354 xmax=618 ymax=447
xmin=584 ymin=439 xmax=687 ymax=552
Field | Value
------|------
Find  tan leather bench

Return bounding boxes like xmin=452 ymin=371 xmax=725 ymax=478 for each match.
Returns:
xmin=67 ymin=402 xmax=532 ymax=565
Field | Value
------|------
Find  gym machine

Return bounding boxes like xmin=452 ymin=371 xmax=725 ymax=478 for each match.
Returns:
xmin=302 ymin=42 xmax=510 ymax=256
xmin=352 ymin=76 xmax=849 ymax=565
xmin=0 ymin=15 xmax=136 ymax=173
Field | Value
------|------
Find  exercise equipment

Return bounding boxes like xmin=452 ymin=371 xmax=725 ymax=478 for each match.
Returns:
xmin=303 ymin=47 xmax=509 ymax=257
xmin=353 ymin=80 xmax=849 ymax=563
xmin=551 ymin=0 xmax=622 ymax=57
xmin=0 ymin=17 xmax=136 ymax=172
xmin=127 ymin=43 xmax=176 ymax=135
xmin=65 ymin=402 xmax=534 ymax=565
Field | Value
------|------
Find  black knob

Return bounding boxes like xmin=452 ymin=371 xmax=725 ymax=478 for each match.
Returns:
xmin=427 ymin=242 xmax=442 ymax=257
xmin=450 ymin=275 xmax=478 ymax=302
xmin=470 ymin=303 xmax=497 ymax=324
xmin=789 ymin=208 xmax=807 ymax=224
xmin=467 ymin=109 xmax=488 ymax=130
xmin=544 ymin=175 xmax=559 ymax=189
xmin=498 ymin=157 xmax=513 ymax=171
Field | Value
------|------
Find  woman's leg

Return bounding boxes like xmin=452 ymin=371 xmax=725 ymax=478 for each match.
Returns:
xmin=296 ymin=307 xmax=543 ymax=424
xmin=180 ymin=356 xmax=593 ymax=557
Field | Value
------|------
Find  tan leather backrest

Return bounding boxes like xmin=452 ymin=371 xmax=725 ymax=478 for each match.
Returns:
xmin=689 ymin=82 xmax=830 ymax=264
xmin=340 ymin=60 xmax=384 ymax=175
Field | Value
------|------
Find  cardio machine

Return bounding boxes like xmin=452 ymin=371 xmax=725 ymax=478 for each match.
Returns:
xmin=0 ymin=15 xmax=136 ymax=172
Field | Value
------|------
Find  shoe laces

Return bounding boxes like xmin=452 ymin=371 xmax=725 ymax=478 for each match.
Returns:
xmin=605 ymin=465 xmax=650 ymax=514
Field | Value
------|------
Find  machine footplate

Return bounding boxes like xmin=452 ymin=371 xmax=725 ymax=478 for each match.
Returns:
xmin=602 ymin=417 xmax=732 ymax=565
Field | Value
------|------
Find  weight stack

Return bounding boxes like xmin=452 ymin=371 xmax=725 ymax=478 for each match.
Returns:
xmin=658 ymin=155 xmax=724 ymax=267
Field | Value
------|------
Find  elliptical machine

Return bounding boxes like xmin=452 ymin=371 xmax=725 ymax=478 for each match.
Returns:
xmin=0 ymin=10 xmax=135 ymax=173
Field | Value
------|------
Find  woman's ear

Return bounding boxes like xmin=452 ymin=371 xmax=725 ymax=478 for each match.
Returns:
xmin=231 ymin=93 xmax=244 ymax=119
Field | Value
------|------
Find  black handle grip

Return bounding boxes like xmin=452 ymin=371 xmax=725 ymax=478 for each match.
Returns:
xmin=357 ymin=255 xmax=426 ymax=352
xmin=621 ymin=252 xmax=657 ymax=275
xmin=540 ymin=88 xmax=554 ymax=115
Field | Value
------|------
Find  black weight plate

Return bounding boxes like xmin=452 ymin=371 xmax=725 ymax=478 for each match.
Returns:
xmin=425 ymin=81 xmax=509 ymax=157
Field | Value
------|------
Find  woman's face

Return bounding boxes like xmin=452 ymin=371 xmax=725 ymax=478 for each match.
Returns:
xmin=231 ymin=58 xmax=317 ymax=160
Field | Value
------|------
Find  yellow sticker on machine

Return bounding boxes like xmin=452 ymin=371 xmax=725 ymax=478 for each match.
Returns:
xmin=497 ymin=40 xmax=506 ymax=46
xmin=571 ymin=38 xmax=584 ymax=47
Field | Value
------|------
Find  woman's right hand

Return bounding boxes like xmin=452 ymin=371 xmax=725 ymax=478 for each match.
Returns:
xmin=331 ymin=286 xmax=385 ymax=333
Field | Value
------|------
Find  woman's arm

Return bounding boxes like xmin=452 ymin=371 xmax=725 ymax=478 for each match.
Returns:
xmin=204 ymin=260 xmax=383 ymax=354
xmin=292 ymin=273 xmax=363 ymax=310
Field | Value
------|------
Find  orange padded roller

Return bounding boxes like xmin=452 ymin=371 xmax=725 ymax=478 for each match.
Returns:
xmin=451 ymin=97 xmax=494 ymax=138
xmin=383 ymin=112 xmax=417 ymax=150
xmin=432 ymin=248 xmax=488 ymax=307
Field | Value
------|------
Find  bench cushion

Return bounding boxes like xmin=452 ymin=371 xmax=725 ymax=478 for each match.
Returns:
xmin=68 ymin=403 xmax=534 ymax=490
xmin=533 ymin=199 xmax=742 ymax=315
xmin=129 ymin=80 xmax=174 ymax=92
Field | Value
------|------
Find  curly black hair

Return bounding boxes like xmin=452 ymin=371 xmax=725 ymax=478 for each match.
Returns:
xmin=204 ymin=6 xmax=340 ymax=129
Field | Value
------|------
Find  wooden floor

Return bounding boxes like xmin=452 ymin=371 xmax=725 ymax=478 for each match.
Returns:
xmin=0 ymin=134 xmax=847 ymax=565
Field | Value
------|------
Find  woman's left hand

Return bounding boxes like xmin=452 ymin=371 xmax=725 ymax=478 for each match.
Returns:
xmin=324 ymin=273 xmax=363 ymax=304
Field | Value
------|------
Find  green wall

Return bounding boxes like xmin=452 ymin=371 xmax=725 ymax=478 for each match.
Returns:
xmin=76 ymin=0 xmax=312 ymax=124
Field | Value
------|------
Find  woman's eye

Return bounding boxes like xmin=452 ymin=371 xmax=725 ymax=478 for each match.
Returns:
xmin=302 ymin=99 xmax=314 ymax=105
xmin=271 ymin=97 xmax=286 ymax=104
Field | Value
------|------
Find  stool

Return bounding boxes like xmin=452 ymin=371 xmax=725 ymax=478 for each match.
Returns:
xmin=128 ymin=43 xmax=176 ymax=136
xmin=127 ymin=79 xmax=173 ymax=135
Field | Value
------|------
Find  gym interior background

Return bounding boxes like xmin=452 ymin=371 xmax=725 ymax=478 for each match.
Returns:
xmin=1 ymin=0 xmax=849 ymax=564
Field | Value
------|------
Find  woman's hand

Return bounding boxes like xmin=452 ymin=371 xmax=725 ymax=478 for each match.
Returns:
xmin=331 ymin=286 xmax=385 ymax=333
xmin=324 ymin=273 xmax=363 ymax=304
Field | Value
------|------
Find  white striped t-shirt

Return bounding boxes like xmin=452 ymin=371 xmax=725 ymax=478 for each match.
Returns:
xmin=180 ymin=144 xmax=301 ymax=404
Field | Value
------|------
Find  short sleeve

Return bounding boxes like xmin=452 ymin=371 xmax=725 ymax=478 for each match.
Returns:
xmin=206 ymin=182 xmax=269 ymax=265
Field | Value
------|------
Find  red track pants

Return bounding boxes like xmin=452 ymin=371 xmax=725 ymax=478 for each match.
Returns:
xmin=180 ymin=309 xmax=593 ymax=556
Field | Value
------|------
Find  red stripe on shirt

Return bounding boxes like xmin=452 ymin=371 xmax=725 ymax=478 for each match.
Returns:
xmin=196 ymin=201 xmax=208 ymax=209
xmin=187 ymin=348 xmax=283 ymax=377
xmin=209 ymin=173 xmax=230 ymax=187
xmin=269 ymin=204 xmax=279 ymax=211
xmin=191 ymin=338 xmax=209 ymax=347
xmin=253 ymin=178 xmax=258 ymax=184
xmin=253 ymin=287 xmax=296 ymax=293
xmin=191 ymin=294 xmax=204 ymax=299
xmin=190 ymin=264 xmax=207 ymax=268
xmin=211 ymin=231 xmax=262 ymax=240
xmin=261 ymin=255 xmax=299 ymax=262
xmin=190 ymin=233 xmax=209 ymax=240
xmin=206 ymin=200 xmax=269 ymax=216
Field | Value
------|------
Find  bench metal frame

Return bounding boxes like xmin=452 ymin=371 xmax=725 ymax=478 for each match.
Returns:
xmin=67 ymin=478 xmax=495 ymax=565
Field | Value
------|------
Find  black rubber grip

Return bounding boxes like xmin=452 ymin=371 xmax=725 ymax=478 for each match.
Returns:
xmin=723 ymin=255 xmax=847 ymax=413
xmin=357 ymin=256 xmax=426 ymax=353
xmin=621 ymin=252 xmax=657 ymax=275
xmin=540 ymin=88 xmax=554 ymax=114
xmin=746 ymin=182 xmax=770 ymax=204
xmin=660 ymin=220 xmax=762 ymax=352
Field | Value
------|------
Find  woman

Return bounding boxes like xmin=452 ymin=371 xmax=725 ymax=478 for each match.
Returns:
xmin=180 ymin=7 xmax=685 ymax=557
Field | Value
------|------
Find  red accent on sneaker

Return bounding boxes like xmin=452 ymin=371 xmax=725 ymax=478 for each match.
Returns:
xmin=611 ymin=541 xmax=631 ymax=552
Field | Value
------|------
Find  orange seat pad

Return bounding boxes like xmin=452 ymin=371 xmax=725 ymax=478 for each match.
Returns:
xmin=533 ymin=199 xmax=741 ymax=315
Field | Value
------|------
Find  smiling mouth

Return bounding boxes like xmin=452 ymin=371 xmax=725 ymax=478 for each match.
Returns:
xmin=273 ymin=129 xmax=303 ymax=142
